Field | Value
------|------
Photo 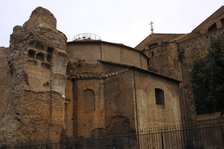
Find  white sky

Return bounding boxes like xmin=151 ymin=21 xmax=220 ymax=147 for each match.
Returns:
xmin=0 ymin=0 xmax=223 ymax=48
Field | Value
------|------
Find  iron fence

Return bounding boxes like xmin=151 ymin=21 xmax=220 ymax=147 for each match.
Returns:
xmin=1 ymin=119 xmax=224 ymax=149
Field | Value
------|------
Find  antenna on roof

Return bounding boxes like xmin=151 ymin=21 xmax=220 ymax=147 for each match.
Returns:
xmin=150 ymin=21 xmax=154 ymax=34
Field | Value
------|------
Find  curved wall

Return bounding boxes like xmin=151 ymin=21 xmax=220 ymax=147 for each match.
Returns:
xmin=68 ymin=41 xmax=148 ymax=70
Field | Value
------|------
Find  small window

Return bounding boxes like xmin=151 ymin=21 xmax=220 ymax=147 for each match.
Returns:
xmin=47 ymin=47 xmax=54 ymax=55
xmin=208 ymin=23 xmax=217 ymax=32
xmin=151 ymin=51 xmax=154 ymax=57
xmin=155 ymin=88 xmax=165 ymax=105
xmin=36 ymin=52 xmax=45 ymax=61
xmin=46 ymin=47 xmax=54 ymax=63
xmin=28 ymin=49 xmax=36 ymax=58
xmin=221 ymin=18 xmax=224 ymax=27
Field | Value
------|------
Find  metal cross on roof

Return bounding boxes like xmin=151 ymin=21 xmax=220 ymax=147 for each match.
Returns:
xmin=150 ymin=21 xmax=154 ymax=34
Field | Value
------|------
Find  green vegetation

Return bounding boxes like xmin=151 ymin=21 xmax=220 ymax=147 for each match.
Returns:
xmin=191 ymin=38 xmax=224 ymax=114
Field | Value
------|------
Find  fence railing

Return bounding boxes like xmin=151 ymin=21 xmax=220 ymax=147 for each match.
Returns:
xmin=1 ymin=119 xmax=224 ymax=149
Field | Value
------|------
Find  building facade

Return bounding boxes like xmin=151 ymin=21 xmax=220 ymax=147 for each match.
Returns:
xmin=136 ymin=6 xmax=224 ymax=123
xmin=0 ymin=5 xmax=223 ymax=146
xmin=0 ymin=7 xmax=182 ymax=144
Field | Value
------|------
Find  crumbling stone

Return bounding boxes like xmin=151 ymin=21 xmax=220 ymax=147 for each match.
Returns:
xmin=0 ymin=6 xmax=67 ymax=144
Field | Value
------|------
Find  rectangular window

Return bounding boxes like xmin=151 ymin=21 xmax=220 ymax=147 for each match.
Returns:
xmin=155 ymin=88 xmax=165 ymax=105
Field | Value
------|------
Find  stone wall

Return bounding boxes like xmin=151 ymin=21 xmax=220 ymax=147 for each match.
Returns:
xmin=143 ymin=42 xmax=182 ymax=80
xmin=0 ymin=5 xmax=188 ymax=145
xmin=66 ymin=60 xmax=181 ymax=139
xmin=0 ymin=47 xmax=9 ymax=118
xmin=135 ymin=33 xmax=183 ymax=51
xmin=135 ymin=20 xmax=224 ymax=123
xmin=103 ymin=65 xmax=135 ymax=136
xmin=142 ymin=27 xmax=224 ymax=123
xmin=134 ymin=70 xmax=182 ymax=130
xmin=192 ymin=6 xmax=224 ymax=34
xmin=178 ymin=27 xmax=224 ymax=120
xmin=74 ymin=79 xmax=105 ymax=138
xmin=0 ymin=7 xmax=67 ymax=144
xmin=66 ymin=63 xmax=135 ymax=138
xmin=68 ymin=41 xmax=148 ymax=70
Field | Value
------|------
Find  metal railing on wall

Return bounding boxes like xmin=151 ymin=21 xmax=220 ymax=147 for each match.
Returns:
xmin=1 ymin=119 xmax=224 ymax=149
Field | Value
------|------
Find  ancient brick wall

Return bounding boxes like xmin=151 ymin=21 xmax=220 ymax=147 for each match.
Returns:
xmin=66 ymin=59 xmax=181 ymax=139
xmin=178 ymin=27 xmax=224 ymax=121
xmin=135 ymin=33 xmax=183 ymax=51
xmin=68 ymin=41 xmax=148 ymax=70
xmin=0 ymin=47 xmax=9 ymax=118
xmin=0 ymin=7 xmax=67 ymax=144
xmin=133 ymin=70 xmax=182 ymax=130
xmin=192 ymin=6 xmax=224 ymax=34
xmin=103 ymin=65 xmax=135 ymax=136
xmin=65 ymin=62 xmax=135 ymax=138
xmin=144 ymin=42 xmax=182 ymax=80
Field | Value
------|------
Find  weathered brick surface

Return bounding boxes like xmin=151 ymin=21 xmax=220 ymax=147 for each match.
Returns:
xmin=0 ymin=7 xmax=67 ymax=144
xmin=0 ymin=47 xmax=9 ymax=118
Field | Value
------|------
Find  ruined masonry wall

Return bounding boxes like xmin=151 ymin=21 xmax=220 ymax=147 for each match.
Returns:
xmin=0 ymin=7 xmax=67 ymax=144
xmin=0 ymin=47 xmax=9 ymax=118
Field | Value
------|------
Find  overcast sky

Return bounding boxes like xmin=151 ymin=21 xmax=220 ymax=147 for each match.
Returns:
xmin=1 ymin=0 xmax=223 ymax=48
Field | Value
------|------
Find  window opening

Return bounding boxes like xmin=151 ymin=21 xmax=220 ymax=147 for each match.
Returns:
xmin=155 ymin=88 xmax=165 ymax=105
xmin=36 ymin=52 xmax=45 ymax=61
xmin=28 ymin=49 xmax=36 ymax=58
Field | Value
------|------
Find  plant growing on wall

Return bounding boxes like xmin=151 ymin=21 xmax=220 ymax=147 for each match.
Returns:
xmin=191 ymin=38 xmax=224 ymax=114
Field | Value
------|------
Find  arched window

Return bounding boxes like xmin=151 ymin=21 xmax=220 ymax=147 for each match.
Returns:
xmin=155 ymin=88 xmax=165 ymax=105
xmin=46 ymin=47 xmax=54 ymax=63
xmin=28 ymin=49 xmax=36 ymax=58
xmin=83 ymin=89 xmax=95 ymax=113
xmin=151 ymin=51 xmax=154 ymax=57
xmin=36 ymin=52 xmax=45 ymax=61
